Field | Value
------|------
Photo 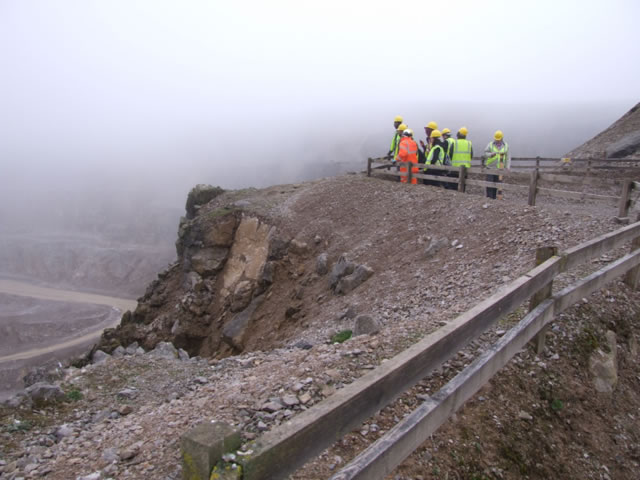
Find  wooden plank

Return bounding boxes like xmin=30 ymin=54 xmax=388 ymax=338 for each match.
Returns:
xmin=562 ymin=221 xmax=640 ymax=271
xmin=529 ymin=247 xmax=557 ymax=354
xmin=330 ymin=299 xmax=556 ymax=480
xmin=536 ymin=187 xmax=619 ymax=201
xmin=624 ymin=235 xmax=640 ymax=289
xmin=528 ymin=170 xmax=538 ymax=206
xmin=240 ymin=258 xmax=563 ymax=480
xmin=367 ymin=158 xmax=372 ymax=177
xmin=554 ymin=249 xmax=640 ymax=313
xmin=412 ymin=172 xmax=459 ymax=184
xmin=458 ymin=165 xmax=467 ymax=193
xmin=538 ymin=173 xmax=619 ymax=187
xmin=619 ymin=179 xmax=633 ymax=218
xmin=464 ymin=179 xmax=529 ymax=192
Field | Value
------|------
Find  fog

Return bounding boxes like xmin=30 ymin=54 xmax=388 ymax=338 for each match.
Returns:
xmin=1 ymin=0 xmax=639 ymax=240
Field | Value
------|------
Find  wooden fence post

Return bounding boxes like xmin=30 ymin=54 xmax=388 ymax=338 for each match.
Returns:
xmin=367 ymin=158 xmax=372 ymax=177
xmin=618 ymin=179 xmax=633 ymax=220
xmin=528 ymin=169 xmax=538 ymax=206
xmin=529 ymin=246 xmax=557 ymax=354
xmin=458 ymin=166 xmax=467 ymax=193
xmin=624 ymin=213 xmax=640 ymax=289
xmin=407 ymin=162 xmax=412 ymax=184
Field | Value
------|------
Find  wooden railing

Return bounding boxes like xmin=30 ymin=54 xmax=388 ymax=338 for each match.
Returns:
xmin=367 ymin=157 xmax=639 ymax=221
xmin=233 ymin=220 xmax=640 ymax=480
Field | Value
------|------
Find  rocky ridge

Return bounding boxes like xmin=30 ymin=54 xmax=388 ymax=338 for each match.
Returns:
xmin=1 ymin=173 xmax=639 ymax=479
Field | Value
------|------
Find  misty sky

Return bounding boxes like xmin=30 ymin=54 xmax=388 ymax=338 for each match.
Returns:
xmin=1 ymin=0 xmax=639 ymax=195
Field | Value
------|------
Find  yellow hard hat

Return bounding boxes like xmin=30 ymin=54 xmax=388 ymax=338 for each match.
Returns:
xmin=426 ymin=121 xmax=438 ymax=129
xmin=398 ymin=123 xmax=407 ymax=131
xmin=394 ymin=115 xmax=403 ymax=122
xmin=458 ymin=127 xmax=469 ymax=136
xmin=442 ymin=128 xmax=451 ymax=135
xmin=430 ymin=129 xmax=442 ymax=138
xmin=494 ymin=130 xmax=504 ymax=141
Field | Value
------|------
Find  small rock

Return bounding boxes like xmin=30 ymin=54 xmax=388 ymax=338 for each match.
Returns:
xmin=281 ymin=395 xmax=299 ymax=407
xmin=117 ymin=388 xmax=138 ymax=399
xmin=293 ymin=340 xmax=313 ymax=350
xmin=92 ymin=350 xmax=111 ymax=364
xmin=178 ymin=348 xmax=190 ymax=361
xmin=125 ymin=342 xmax=139 ymax=355
xmin=55 ymin=424 xmax=74 ymax=440
xmin=262 ymin=401 xmax=283 ymax=413
xmin=117 ymin=405 xmax=133 ymax=416
xmin=76 ymin=473 xmax=101 ymax=480
xmin=102 ymin=448 xmax=119 ymax=463
xmin=194 ymin=376 xmax=208 ymax=385
xmin=518 ymin=411 xmax=533 ymax=421
xmin=299 ymin=393 xmax=312 ymax=404
xmin=111 ymin=346 xmax=126 ymax=358
xmin=316 ymin=253 xmax=329 ymax=276
xmin=148 ymin=342 xmax=178 ymax=360
xmin=289 ymin=239 xmax=309 ymax=255
xmin=353 ymin=315 xmax=382 ymax=336
xmin=25 ymin=383 xmax=65 ymax=404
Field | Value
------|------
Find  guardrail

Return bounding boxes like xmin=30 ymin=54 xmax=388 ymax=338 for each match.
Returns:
xmin=366 ymin=157 xmax=638 ymax=221
xmin=232 ymin=220 xmax=640 ymax=480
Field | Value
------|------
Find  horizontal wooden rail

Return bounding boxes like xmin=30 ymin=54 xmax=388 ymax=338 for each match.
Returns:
xmin=239 ymin=258 xmax=562 ymax=480
xmin=465 ymin=179 xmax=529 ymax=192
xmin=536 ymin=187 xmax=620 ymax=202
xmin=561 ymin=220 xmax=640 ymax=271
xmin=538 ymin=173 xmax=620 ymax=187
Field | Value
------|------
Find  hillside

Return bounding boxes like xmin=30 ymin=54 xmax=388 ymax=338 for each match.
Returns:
xmin=1 ymin=173 xmax=639 ymax=479
xmin=566 ymin=102 xmax=640 ymax=159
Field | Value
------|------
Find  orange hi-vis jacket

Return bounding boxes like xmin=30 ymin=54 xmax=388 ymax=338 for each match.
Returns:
xmin=398 ymin=137 xmax=419 ymax=184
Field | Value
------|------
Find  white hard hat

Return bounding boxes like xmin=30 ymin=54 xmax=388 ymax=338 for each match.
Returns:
xmin=403 ymin=128 xmax=414 ymax=136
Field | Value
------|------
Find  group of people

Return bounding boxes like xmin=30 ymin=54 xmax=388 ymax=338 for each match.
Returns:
xmin=386 ymin=116 xmax=510 ymax=199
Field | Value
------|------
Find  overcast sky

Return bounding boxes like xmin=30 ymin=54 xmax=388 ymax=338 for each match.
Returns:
xmin=1 ymin=0 xmax=639 ymax=195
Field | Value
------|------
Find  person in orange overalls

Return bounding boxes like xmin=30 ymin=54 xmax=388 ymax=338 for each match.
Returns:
xmin=397 ymin=129 xmax=419 ymax=184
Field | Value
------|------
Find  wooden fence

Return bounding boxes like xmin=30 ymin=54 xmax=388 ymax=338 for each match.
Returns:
xmin=366 ymin=157 xmax=639 ymax=220
xmin=233 ymin=220 xmax=640 ymax=480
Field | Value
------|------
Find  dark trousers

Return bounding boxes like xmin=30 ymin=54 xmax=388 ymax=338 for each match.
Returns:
xmin=486 ymin=174 xmax=500 ymax=199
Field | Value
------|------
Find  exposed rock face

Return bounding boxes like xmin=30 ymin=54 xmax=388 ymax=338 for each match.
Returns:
xmin=220 ymin=216 xmax=272 ymax=299
xmin=98 ymin=197 xmax=296 ymax=360
xmin=606 ymin=130 xmax=640 ymax=158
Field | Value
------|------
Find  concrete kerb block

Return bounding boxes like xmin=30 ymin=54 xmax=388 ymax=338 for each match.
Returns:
xmin=181 ymin=421 xmax=241 ymax=480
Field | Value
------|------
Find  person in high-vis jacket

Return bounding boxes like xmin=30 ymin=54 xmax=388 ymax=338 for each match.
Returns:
xmin=393 ymin=124 xmax=408 ymax=161
xmin=483 ymin=130 xmax=510 ymax=199
xmin=388 ymin=115 xmax=404 ymax=158
xmin=397 ymin=129 xmax=419 ymax=184
xmin=419 ymin=121 xmax=438 ymax=159
xmin=451 ymin=127 xmax=474 ymax=192
xmin=423 ymin=129 xmax=448 ymax=187
xmin=442 ymin=128 xmax=455 ymax=160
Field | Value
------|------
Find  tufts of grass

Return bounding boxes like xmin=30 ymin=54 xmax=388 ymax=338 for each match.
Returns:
xmin=331 ymin=330 xmax=352 ymax=344
xmin=66 ymin=389 xmax=83 ymax=402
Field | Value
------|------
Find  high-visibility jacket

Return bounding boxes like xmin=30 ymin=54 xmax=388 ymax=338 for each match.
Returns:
xmin=390 ymin=132 xmax=401 ymax=157
xmin=445 ymin=137 xmax=455 ymax=159
xmin=398 ymin=137 xmax=419 ymax=184
xmin=427 ymin=144 xmax=445 ymax=165
xmin=485 ymin=141 xmax=509 ymax=168
xmin=451 ymin=139 xmax=473 ymax=168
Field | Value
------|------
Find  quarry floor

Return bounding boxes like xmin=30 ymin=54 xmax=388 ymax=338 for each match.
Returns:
xmin=1 ymin=172 xmax=640 ymax=479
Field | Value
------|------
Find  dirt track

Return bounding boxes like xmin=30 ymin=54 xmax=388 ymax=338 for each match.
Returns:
xmin=0 ymin=279 xmax=136 ymax=398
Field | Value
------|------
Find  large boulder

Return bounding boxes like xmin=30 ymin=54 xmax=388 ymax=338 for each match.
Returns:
xmin=329 ymin=254 xmax=356 ymax=290
xmin=149 ymin=341 xmax=179 ymax=360
xmin=25 ymin=383 xmax=65 ymax=404
xmin=335 ymin=265 xmax=374 ymax=295
xmin=353 ymin=315 xmax=382 ymax=336
xmin=185 ymin=184 xmax=224 ymax=219
xmin=222 ymin=295 xmax=264 ymax=351
xmin=190 ymin=247 xmax=229 ymax=277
